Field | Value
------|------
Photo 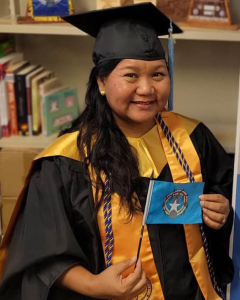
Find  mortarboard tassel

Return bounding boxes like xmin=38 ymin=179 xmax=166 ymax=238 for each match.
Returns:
xmin=168 ymin=21 xmax=174 ymax=111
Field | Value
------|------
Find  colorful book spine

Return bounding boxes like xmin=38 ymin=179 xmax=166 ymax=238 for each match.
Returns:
xmin=0 ymin=69 xmax=10 ymax=137
xmin=15 ymin=66 xmax=38 ymax=136
xmin=15 ymin=75 xmax=27 ymax=135
xmin=25 ymin=67 xmax=45 ymax=136
xmin=6 ymin=77 xmax=18 ymax=135
xmin=0 ymin=53 xmax=24 ymax=136
xmin=5 ymin=62 xmax=29 ymax=135
xmin=31 ymin=71 xmax=54 ymax=135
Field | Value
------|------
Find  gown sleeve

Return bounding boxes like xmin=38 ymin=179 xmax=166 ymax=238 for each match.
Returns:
xmin=191 ymin=123 xmax=234 ymax=286
xmin=0 ymin=156 xmax=97 ymax=300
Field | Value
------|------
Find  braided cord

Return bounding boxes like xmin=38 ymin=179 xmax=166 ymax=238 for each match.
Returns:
xmin=103 ymin=175 xmax=114 ymax=268
xmin=158 ymin=115 xmax=226 ymax=300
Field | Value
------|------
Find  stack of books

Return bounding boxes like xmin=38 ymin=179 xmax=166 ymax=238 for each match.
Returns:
xmin=0 ymin=50 xmax=79 ymax=138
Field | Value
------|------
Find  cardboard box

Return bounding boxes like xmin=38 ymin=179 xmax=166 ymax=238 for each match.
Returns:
xmin=1 ymin=197 xmax=17 ymax=234
xmin=96 ymin=0 xmax=133 ymax=9
xmin=0 ymin=148 xmax=42 ymax=198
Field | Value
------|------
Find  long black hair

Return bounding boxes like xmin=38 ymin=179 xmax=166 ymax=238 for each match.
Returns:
xmin=61 ymin=59 xmax=142 ymax=216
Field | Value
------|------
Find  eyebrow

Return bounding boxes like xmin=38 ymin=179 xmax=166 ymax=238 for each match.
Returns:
xmin=119 ymin=64 xmax=167 ymax=71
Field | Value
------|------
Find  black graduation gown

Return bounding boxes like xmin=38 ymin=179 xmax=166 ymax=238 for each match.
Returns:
xmin=0 ymin=123 xmax=234 ymax=300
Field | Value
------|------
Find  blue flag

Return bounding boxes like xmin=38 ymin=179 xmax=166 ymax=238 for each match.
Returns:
xmin=146 ymin=181 xmax=204 ymax=224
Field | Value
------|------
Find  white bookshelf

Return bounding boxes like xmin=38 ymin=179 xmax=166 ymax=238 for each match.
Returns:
xmin=0 ymin=124 xmax=235 ymax=153
xmin=0 ymin=20 xmax=239 ymax=42
xmin=0 ymin=134 xmax=58 ymax=149
xmin=0 ymin=21 xmax=87 ymax=37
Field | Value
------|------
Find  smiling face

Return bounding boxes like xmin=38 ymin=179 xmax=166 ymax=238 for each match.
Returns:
xmin=97 ymin=59 xmax=170 ymax=135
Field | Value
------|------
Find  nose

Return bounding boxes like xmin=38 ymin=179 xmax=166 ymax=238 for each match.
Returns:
xmin=136 ymin=78 xmax=154 ymax=96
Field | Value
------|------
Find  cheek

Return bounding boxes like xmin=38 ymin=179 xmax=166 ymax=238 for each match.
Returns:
xmin=157 ymin=80 xmax=170 ymax=99
xmin=107 ymin=81 xmax=133 ymax=103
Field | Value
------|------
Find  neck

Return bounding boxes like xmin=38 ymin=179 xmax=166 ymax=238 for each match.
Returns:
xmin=115 ymin=118 xmax=156 ymax=138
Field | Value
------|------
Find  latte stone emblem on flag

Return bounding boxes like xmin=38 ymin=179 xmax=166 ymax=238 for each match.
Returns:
xmin=163 ymin=190 xmax=188 ymax=219
xmin=38 ymin=0 xmax=61 ymax=5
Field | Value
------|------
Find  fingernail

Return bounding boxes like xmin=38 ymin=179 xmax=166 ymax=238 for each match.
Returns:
xmin=202 ymin=208 xmax=206 ymax=213
xmin=131 ymin=256 xmax=137 ymax=261
xmin=199 ymin=195 xmax=205 ymax=200
xmin=200 ymin=201 xmax=204 ymax=206
xmin=204 ymin=216 xmax=208 ymax=220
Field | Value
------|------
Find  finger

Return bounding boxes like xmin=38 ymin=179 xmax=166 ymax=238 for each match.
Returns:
xmin=200 ymin=200 xmax=227 ymax=214
xmin=134 ymin=258 xmax=142 ymax=274
xmin=203 ymin=213 xmax=223 ymax=230
xmin=129 ymin=270 xmax=147 ymax=298
xmin=202 ymin=208 xmax=226 ymax=225
xmin=132 ymin=282 xmax=147 ymax=298
xmin=114 ymin=256 xmax=137 ymax=275
xmin=122 ymin=259 xmax=143 ymax=287
xmin=199 ymin=194 xmax=227 ymax=203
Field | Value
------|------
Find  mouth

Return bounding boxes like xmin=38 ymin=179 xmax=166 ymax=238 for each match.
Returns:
xmin=131 ymin=100 xmax=156 ymax=105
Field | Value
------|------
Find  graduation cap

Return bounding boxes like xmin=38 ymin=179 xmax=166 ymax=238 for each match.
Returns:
xmin=62 ymin=2 xmax=183 ymax=110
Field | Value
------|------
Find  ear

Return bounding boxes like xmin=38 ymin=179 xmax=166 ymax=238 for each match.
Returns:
xmin=97 ymin=76 xmax=106 ymax=92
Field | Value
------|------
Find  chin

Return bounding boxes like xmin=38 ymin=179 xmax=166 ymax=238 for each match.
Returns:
xmin=131 ymin=112 xmax=158 ymax=123
xmin=128 ymin=116 xmax=156 ymax=125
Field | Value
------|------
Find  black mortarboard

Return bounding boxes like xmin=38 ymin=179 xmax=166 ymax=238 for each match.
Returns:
xmin=62 ymin=2 xmax=183 ymax=65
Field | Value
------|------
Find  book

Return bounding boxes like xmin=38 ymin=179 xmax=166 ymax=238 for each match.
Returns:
xmin=15 ymin=65 xmax=39 ymax=136
xmin=0 ymin=53 xmax=23 ymax=70
xmin=5 ymin=61 xmax=30 ymax=135
xmin=39 ymin=77 xmax=62 ymax=96
xmin=25 ymin=66 xmax=45 ymax=136
xmin=42 ymin=88 xmax=79 ymax=136
xmin=0 ymin=53 xmax=24 ymax=137
xmin=38 ymin=77 xmax=65 ymax=134
xmin=31 ymin=70 xmax=54 ymax=135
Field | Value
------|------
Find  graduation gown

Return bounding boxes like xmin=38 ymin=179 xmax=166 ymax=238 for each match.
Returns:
xmin=0 ymin=120 xmax=234 ymax=300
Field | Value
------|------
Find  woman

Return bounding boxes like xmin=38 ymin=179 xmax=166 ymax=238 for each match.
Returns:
xmin=0 ymin=3 xmax=234 ymax=300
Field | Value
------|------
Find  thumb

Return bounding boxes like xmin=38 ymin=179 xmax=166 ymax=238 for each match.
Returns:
xmin=114 ymin=256 xmax=137 ymax=275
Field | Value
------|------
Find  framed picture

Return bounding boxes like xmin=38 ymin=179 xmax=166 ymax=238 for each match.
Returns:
xmin=18 ymin=0 xmax=74 ymax=23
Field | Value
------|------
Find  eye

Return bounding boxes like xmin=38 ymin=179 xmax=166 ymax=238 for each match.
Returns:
xmin=125 ymin=73 xmax=137 ymax=78
xmin=153 ymin=72 xmax=164 ymax=78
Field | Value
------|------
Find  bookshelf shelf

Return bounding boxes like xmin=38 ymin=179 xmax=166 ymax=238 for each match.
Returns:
xmin=0 ymin=20 xmax=239 ymax=42
xmin=0 ymin=21 xmax=87 ymax=36
xmin=175 ymin=27 xmax=240 ymax=42
xmin=0 ymin=133 xmax=58 ymax=149
xmin=0 ymin=125 xmax=235 ymax=153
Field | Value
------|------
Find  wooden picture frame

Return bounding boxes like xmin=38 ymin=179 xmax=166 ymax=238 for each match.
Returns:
xmin=186 ymin=0 xmax=238 ymax=29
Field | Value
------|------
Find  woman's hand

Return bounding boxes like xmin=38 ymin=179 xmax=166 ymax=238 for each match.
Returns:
xmin=199 ymin=194 xmax=230 ymax=230
xmin=92 ymin=256 xmax=147 ymax=300
xmin=57 ymin=256 xmax=146 ymax=299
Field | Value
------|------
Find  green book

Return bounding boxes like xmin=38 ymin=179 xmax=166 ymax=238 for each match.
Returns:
xmin=42 ymin=87 xmax=79 ymax=136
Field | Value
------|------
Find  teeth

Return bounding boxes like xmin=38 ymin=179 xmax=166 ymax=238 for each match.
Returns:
xmin=135 ymin=101 xmax=152 ymax=105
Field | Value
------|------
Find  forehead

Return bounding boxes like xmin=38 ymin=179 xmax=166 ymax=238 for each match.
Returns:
xmin=115 ymin=59 xmax=167 ymax=70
